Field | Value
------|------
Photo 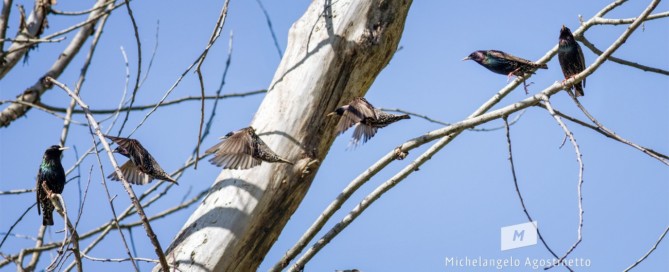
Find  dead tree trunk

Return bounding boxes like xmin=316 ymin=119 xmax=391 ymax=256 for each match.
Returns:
xmin=158 ymin=0 xmax=412 ymax=271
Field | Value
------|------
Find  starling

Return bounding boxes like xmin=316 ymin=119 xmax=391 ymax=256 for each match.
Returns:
xmin=206 ymin=126 xmax=293 ymax=170
xmin=104 ymin=135 xmax=177 ymax=185
xmin=558 ymin=25 xmax=586 ymax=97
xmin=36 ymin=145 xmax=68 ymax=226
xmin=328 ymin=97 xmax=410 ymax=146
xmin=463 ymin=50 xmax=548 ymax=79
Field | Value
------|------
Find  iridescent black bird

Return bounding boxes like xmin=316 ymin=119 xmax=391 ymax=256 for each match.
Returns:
xmin=36 ymin=145 xmax=68 ymax=226
xmin=206 ymin=127 xmax=293 ymax=170
xmin=328 ymin=97 xmax=410 ymax=146
xmin=558 ymin=25 xmax=586 ymax=97
xmin=104 ymin=135 xmax=177 ymax=185
xmin=463 ymin=50 xmax=548 ymax=80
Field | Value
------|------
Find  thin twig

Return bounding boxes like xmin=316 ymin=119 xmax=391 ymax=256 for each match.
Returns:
xmin=595 ymin=10 xmax=669 ymax=25
xmin=541 ymin=97 xmax=584 ymax=270
xmin=0 ymin=100 xmax=89 ymax=125
xmin=80 ymin=252 xmax=159 ymax=264
xmin=41 ymin=183 xmax=83 ymax=272
xmin=255 ymin=0 xmax=283 ymax=59
xmin=623 ymin=225 xmax=669 ymax=271
xmin=50 ymin=2 xmax=112 ymax=16
xmin=503 ymin=117 xmax=572 ymax=272
xmin=379 ymin=107 xmax=526 ymax=132
xmin=577 ymin=34 xmax=669 ymax=76
xmin=60 ymin=4 xmax=112 ymax=146
xmin=117 ymin=0 xmax=143 ymax=136
xmin=0 ymin=188 xmax=34 ymax=195
xmin=39 ymin=90 xmax=267 ymax=114
xmin=192 ymin=32 xmax=234 ymax=158
xmin=535 ymin=103 xmax=669 ymax=166
xmin=0 ymin=203 xmax=36 ymax=249
xmin=192 ymin=0 xmax=230 ymax=169
xmin=139 ymin=21 xmax=160 ymax=88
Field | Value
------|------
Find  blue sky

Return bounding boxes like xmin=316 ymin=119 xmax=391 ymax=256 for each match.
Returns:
xmin=1 ymin=1 xmax=668 ymax=271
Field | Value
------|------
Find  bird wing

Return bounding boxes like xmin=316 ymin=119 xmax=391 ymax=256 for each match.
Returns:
xmin=336 ymin=98 xmax=377 ymax=134
xmin=488 ymin=50 xmax=537 ymax=67
xmin=206 ymin=129 xmax=259 ymax=169
xmin=104 ymin=134 xmax=133 ymax=147
xmin=576 ymin=43 xmax=586 ymax=88
xmin=351 ymin=123 xmax=378 ymax=146
xmin=36 ymin=169 xmax=42 ymax=215
xmin=108 ymin=161 xmax=153 ymax=185
xmin=208 ymin=153 xmax=261 ymax=169
xmin=103 ymin=135 xmax=143 ymax=156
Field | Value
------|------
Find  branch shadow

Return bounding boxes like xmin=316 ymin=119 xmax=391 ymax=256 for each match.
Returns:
xmin=165 ymin=178 xmax=263 ymax=269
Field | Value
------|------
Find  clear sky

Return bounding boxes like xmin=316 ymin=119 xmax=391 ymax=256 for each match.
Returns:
xmin=1 ymin=0 xmax=668 ymax=271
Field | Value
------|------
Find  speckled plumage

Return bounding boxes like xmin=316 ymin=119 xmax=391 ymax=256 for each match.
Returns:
xmin=104 ymin=135 xmax=177 ymax=185
xmin=329 ymin=97 xmax=410 ymax=145
xmin=36 ymin=145 xmax=67 ymax=226
xmin=464 ymin=50 xmax=547 ymax=77
xmin=206 ymin=127 xmax=293 ymax=170
xmin=558 ymin=25 xmax=586 ymax=97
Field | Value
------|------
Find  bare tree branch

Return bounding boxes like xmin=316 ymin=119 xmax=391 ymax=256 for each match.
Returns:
xmin=577 ymin=34 xmax=669 ymax=76
xmin=541 ymin=97 xmax=584 ymax=270
xmin=48 ymin=78 xmax=169 ymax=270
xmin=0 ymin=0 xmax=12 ymax=51
xmin=193 ymin=0 xmax=231 ymax=169
xmin=282 ymin=0 xmax=661 ymax=268
xmin=40 ymin=183 xmax=83 ymax=272
xmin=623 ymin=225 xmax=669 ymax=271
xmin=502 ymin=117 xmax=571 ymax=271
xmin=60 ymin=3 xmax=113 ymax=146
xmin=117 ymin=0 xmax=143 ymax=135
xmin=255 ymin=0 xmax=283 ymax=59
xmin=0 ymin=0 xmax=111 ymax=128
xmin=379 ymin=107 xmax=526 ymax=132
xmin=0 ymin=0 xmax=51 ymax=78
xmin=38 ymin=90 xmax=267 ymax=114
xmin=535 ymin=103 xmax=669 ymax=166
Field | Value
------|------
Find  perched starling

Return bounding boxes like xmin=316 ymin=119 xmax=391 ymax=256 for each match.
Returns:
xmin=104 ymin=135 xmax=177 ymax=185
xmin=463 ymin=50 xmax=548 ymax=79
xmin=206 ymin=126 xmax=293 ymax=170
xmin=558 ymin=25 xmax=586 ymax=97
xmin=328 ymin=97 xmax=410 ymax=146
xmin=36 ymin=145 xmax=68 ymax=226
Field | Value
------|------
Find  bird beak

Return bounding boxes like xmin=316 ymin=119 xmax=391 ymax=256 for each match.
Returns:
xmin=59 ymin=146 xmax=69 ymax=151
xmin=462 ymin=56 xmax=471 ymax=61
xmin=326 ymin=112 xmax=336 ymax=117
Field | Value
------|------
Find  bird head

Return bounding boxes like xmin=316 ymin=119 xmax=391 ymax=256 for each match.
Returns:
xmin=463 ymin=51 xmax=486 ymax=63
xmin=44 ymin=145 xmax=68 ymax=157
xmin=112 ymin=145 xmax=130 ymax=157
xmin=559 ymin=25 xmax=575 ymax=41
xmin=327 ymin=106 xmax=347 ymax=117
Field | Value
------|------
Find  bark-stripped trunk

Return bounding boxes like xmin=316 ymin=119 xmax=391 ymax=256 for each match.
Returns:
xmin=159 ymin=0 xmax=412 ymax=271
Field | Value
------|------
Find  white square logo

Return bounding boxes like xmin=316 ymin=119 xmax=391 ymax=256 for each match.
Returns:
xmin=501 ymin=221 xmax=538 ymax=251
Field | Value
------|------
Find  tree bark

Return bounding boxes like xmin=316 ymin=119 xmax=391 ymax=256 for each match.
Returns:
xmin=159 ymin=0 xmax=412 ymax=271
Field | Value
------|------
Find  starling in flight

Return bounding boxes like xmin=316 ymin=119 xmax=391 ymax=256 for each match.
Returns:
xmin=36 ymin=145 xmax=68 ymax=226
xmin=206 ymin=126 xmax=293 ymax=170
xmin=558 ymin=25 xmax=586 ymax=97
xmin=328 ymin=97 xmax=410 ymax=146
xmin=463 ymin=50 xmax=548 ymax=79
xmin=104 ymin=135 xmax=177 ymax=185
